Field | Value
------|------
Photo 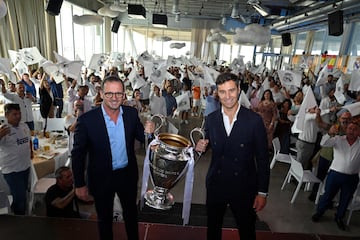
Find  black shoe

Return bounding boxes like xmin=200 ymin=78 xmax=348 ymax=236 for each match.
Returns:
xmin=312 ymin=213 xmax=321 ymax=222
xmin=335 ymin=218 xmax=346 ymax=231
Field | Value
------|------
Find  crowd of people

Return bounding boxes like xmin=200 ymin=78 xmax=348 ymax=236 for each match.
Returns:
xmin=0 ymin=57 xmax=360 ymax=239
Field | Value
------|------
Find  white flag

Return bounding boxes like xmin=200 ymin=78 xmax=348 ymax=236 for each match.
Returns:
xmin=334 ymin=75 xmax=346 ymax=105
xmin=203 ymin=65 xmax=219 ymax=86
xmin=12 ymin=61 xmax=28 ymax=77
xmin=341 ymin=102 xmax=360 ymax=117
xmin=278 ymin=70 xmax=302 ymax=88
xmin=61 ymin=61 xmax=84 ymax=80
xmin=349 ymin=69 xmax=360 ymax=91
xmin=88 ymin=53 xmax=109 ymax=71
xmin=316 ymin=65 xmax=329 ymax=86
xmin=291 ymin=87 xmax=317 ymax=133
xmin=239 ymin=90 xmax=251 ymax=109
xmin=175 ymin=92 xmax=191 ymax=112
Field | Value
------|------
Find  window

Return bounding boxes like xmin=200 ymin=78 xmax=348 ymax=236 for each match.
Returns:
xmin=323 ymin=35 xmax=342 ymax=55
xmin=294 ymin=32 xmax=307 ymax=55
xmin=349 ymin=22 xmax=360 ymax=56
xmin=311 ymin=30 xmax=326 ymax=55
xmin=56 ymin=1 xmax=105 ymax=66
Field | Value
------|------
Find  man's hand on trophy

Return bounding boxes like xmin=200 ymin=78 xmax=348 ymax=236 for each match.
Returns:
xmin=195 ymin=139 xmax=209 ymax=152
xmin=144 ymin=120 xmax=155 ymax=134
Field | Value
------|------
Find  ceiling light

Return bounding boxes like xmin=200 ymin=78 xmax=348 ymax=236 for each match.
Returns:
xmin=110 ymin=0 xmax=127 ymax=12
xmin=253 ymin=4 xmax=269 ymax=17
xmin=333 ymin=3 xmax=338 ymax=9
xmin=128 ymin=4 xmax=146 ymax=19
xmin=152 ymin=13 xmax=168 ymax=28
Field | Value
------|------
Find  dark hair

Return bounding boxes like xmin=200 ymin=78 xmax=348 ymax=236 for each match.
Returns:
xmin=55 ymin=166 xmax=71 ymax=179
xmin=4 ymin=103 xmax=20 ymax=114
xmin=261 ymin=89 xmax=274 ymax=102
xmin=101 ymin=75 xmax=124 ymax=90
xmin=132 ymin=88 xmax=140 ymax=98
xmin=282 ymin=99 xmax=292 ymax=109
xmin=215 ymin=72 xmax=239 ymax=87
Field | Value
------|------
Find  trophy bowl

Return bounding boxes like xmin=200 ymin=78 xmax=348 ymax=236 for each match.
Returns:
xmin=144 ymin=133 xmax=192 ymax=210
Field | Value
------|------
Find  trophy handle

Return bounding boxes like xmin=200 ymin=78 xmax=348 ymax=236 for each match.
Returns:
xmin=145 ymin=114 xmax=166 ymax=151
xmin=150 ymin=114 xmax=166 ymax=136
xmin=190 ymin=127 xmax=205 ymax=162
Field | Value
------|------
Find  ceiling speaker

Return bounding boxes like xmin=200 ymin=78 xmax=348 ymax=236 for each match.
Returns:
xmin=128 ymin=4 xmax=146 ymax=19
xmin=46 ymin=0 xmax=64 ymax=16
xmin=152 ymin=14 xmax=168 ymax=28
xmin=282 ymin=33 xmax=292 ymax=46
xmin=111 ymin=19 xmax=121 ymax=33
xmin=328 ymin=10 xmax=343 ymax=36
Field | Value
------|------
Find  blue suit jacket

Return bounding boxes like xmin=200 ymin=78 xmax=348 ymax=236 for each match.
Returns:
xmin=205 ymin=106 xmax=270 ymax=203
xmin=71 ymin=105 xmax=145 ymax=195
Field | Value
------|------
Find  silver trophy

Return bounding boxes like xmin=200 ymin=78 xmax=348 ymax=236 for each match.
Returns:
xmin=143 ymin=128 xmax=204 ymax=210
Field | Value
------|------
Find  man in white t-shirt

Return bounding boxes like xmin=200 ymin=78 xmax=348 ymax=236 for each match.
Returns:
xmin=0 ymin=80 xmax=35 ymax=130
xmin=0 ymin=103 xmax=32 ymax=215
xmin=295 ymin=106 xmax=320 ymax=170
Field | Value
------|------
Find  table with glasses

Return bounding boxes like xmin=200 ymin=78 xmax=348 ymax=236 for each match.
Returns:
xmin=32 ymin=134 xmax=69 ymax=178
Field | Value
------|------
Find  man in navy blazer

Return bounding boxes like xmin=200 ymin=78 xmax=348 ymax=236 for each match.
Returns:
xmin=72 ymin=75 xmax=154 ymax=240
xmin=195 ymin=72 xmax=270 ymax=240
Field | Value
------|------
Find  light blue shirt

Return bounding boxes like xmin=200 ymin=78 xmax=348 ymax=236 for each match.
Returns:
xmin=101 ymin=105 xmax=128 ymax=170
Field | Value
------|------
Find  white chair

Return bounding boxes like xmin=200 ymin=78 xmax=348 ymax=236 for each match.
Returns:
xmin=0 ymin=191 xmax=12 ymax=214
xmin=270 ymin=137 xmax=293 ymax=169
xmin=28 ymin=163 xmax=56 ymax=215
xmin=346 ymin=182 xmax=360 ymax=226
xmin=44 ymin=118 xmax=65 ymax=132
xmin=281 ymin=155 xmax=321 ymax=204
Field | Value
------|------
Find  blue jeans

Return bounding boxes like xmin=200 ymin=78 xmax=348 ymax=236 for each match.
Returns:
xmin=3 ymin=168 xmax=30 ymax=215
xmin=317 ymin=170 xmax=359 ymax=220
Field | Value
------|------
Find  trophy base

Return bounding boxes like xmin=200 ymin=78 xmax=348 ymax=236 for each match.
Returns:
xmin=144 ymin=189 xmax=175 ymax=210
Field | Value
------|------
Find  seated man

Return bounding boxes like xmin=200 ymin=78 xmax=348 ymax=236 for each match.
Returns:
xmin=45 ymin=166 xmax=81 ymax=218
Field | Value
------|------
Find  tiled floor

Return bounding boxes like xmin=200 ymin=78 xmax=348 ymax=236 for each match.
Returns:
xmin=30 ymin=114 xmax=360 ymax=238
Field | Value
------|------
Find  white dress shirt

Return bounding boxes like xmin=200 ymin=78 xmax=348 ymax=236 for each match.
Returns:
xmin=321 ymin=134 xmax=360 ymax=175
xmin=222 ymin=104 xmax=240 ymax=136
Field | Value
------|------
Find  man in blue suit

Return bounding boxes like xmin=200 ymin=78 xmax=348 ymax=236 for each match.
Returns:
xmin=195 ymin=72 xmax=270 ymax=240
xmin=72 ymin=75 xmax=154 ymax=240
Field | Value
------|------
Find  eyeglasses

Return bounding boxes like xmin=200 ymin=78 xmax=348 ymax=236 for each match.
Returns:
xmin=103 ymin=92 xmax=125 ymax=98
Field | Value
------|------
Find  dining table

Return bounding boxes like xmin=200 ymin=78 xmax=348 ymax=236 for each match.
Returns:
xmin=32 ymin=134 xmax=69 ymax=178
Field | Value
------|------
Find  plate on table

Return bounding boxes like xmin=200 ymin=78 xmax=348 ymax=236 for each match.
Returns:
xmin=37 ymin=151 xmax=55 ymax=160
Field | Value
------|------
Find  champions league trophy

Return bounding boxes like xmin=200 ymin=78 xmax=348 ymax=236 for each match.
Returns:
xmin=141 ymin=115 xmax=204 ymax=224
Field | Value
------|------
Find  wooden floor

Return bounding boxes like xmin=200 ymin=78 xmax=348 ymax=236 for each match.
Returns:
xmin=0 ymin=215 xmax=358 ymax=240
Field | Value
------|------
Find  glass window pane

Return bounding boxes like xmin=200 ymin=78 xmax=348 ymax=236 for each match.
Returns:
xmin=294 ymin=32 xmax=307 ymax=55
xmin=323 ymin=35 xmax=341 ymax=55
xmin=349 ymin=22 xmax=360 ymax=56
xmin=311 ymin=30 xmax=325 ymax=55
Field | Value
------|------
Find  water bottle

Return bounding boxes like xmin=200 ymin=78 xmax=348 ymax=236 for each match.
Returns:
xmin=33 ymin=135 xmax=39 ymax=151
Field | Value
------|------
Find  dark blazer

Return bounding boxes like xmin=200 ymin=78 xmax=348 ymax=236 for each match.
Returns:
xmin=71 ymin=105 xmax=145 ymax=195
xmin=205 ymin=106 xmax=270 ymax=203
